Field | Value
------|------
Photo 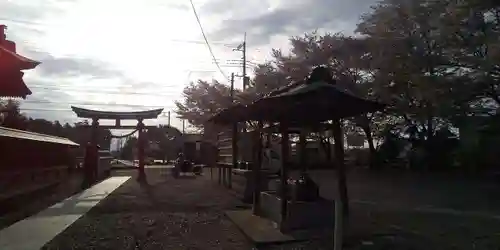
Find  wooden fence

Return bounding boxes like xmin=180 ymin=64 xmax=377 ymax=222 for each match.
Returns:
xmin=0 ymin=126 xmax=79 ymax=210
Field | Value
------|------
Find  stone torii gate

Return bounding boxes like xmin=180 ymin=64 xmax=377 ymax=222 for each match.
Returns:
xmin=71 ymin=106 xmax=163 ymax=182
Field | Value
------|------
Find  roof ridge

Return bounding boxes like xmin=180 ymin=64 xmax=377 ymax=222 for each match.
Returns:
xmin=0 ymin=126 xmax=71 ymax=140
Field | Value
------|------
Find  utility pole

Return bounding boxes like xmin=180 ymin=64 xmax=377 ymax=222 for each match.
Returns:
xmin=242 ymin=32 xmax=247 ymax=90
xmin=182 ymin=119 xmax=185 ymax=134
xmin=229 ymin=72 xmax=236 ymax=189
xmin=231 ymin=33 xmax=247 ymax=182
xmin=233 ymin=33 xmax=248 ymax=135
xmin=234 ymin=33 xmax=248 ymax=90
xmin=167 ymin=111 xmax=171 ymax=126
xmin=230 ymin=72 xmax=235 ymax=100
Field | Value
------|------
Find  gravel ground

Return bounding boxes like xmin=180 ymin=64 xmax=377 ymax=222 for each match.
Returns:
xmin=39 ymin=167 xmax=499 ymax=250
xmin=43 ymin=169 xmax=257 ymax=250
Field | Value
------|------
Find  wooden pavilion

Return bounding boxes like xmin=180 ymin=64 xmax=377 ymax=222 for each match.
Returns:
xmin=210 ymin=66 xmax=385 ymax=244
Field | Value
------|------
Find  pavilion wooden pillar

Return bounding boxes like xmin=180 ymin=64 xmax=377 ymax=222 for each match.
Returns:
xmin=332 ymin=119 xmax=348 ymax=217
xmin=229 ymin=122 xmax=238 ymax=189
xmin=279 ymin=122 xmax=290 ymax=230
xmin=252 ymin=121 xmax=263 ymax=215
xmin=90 ymin=118 xmax=100 ymax=182
xmin=217 ymin=132 xmax=222 ymax=185
xmin=266 ymin=130 xmax=271 ymax=148
xmin=90 ymin=118 xmax=99 ymax=146
xmin=299 ymin=129 xmax=307 ymax=173
xmin=137 ymin=119 xmax=146 ymax=182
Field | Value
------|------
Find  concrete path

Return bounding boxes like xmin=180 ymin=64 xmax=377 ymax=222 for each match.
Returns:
xmin=0 ymin=176 xmax=130 ymax=250
xmin=115 ymin=160 xmax=173 ymax=169
xmin=117 ymin=160 xmax=136 ymax=167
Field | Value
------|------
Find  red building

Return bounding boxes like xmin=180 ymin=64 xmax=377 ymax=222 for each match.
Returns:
xmin=0 ymin=24 xmax=40 ymax=99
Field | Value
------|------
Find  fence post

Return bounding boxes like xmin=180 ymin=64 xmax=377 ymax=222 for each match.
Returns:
xmin=334 ymin=199 xmax=344 ymax=250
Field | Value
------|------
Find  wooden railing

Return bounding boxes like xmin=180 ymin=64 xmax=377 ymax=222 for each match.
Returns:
xmin=216 ymin=130 xmax=233 ymax=186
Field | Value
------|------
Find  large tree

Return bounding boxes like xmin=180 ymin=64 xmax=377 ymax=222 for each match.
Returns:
xmin=146 ymin=125 xmax=183 ymax=161
xmin=175 ymin=80 xmax=239 ymax=129
xmin=0 ymin=99 xmax=27 ymax=129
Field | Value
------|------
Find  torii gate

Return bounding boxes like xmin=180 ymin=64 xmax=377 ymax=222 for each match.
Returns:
xmin=71 ymin=106 xmax=163 ymax=182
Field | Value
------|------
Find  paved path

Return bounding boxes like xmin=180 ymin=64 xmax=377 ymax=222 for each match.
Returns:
xmin=115 ymin=160 xmax=173 ymax=169
xmin=0 ymin=176 xmax=130 ymax=250
xmin=116 ymin=160 xmax=136 ymax=167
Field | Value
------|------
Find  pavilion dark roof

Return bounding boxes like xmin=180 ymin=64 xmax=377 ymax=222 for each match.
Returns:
xmin=210 ymin=75 xmax=385 ymax=125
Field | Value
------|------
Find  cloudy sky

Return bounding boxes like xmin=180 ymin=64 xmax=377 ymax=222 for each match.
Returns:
xmin=1 ymin=0 xmax=377 ymax=132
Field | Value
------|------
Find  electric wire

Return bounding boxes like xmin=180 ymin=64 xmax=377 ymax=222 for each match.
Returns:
xmin=28 ymin=86 xmax=182 ymax=97
xmin=188 ymin=0 xmax=230 ymax=81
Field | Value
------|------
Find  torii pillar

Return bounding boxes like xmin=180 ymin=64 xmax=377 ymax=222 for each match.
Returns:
xmin=82 ymin=117 xmax=100 ymax=186
xmin=137 ymin=119 xmax=147 ymax=182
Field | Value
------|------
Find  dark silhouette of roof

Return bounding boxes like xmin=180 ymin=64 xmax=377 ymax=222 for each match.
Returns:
xmin=0 ymin=24 xmax=40 ymax=98
xmin=71 ymin=106 xmax=164 ymax=120
xmin=210 ymin=66 xmax=386 ymax=124
xmin=0 ymin=126 xmax=79 ymax=146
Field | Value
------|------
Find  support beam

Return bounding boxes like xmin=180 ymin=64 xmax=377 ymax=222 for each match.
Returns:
xmin=218 ymin=162 xmax=222 ymax=185
xmin=332 ymin=119 xmax=348 ymax=216
xmin=229 ymin=122 xmax=238 ymax=189
xmin=217 ymin=129 xmax=222 ymax=185
xmin=279 ymin=122 xmax=289 ymax=231
xmin=252 ymin=121 xmax=263 ymax=215
xmin=299 ymin=130 xmax=307 ymax=173
xmin=137 ymin=120 xmax=146 ymax=182
xmin=84 ymin=118 xmax=99 ymax=186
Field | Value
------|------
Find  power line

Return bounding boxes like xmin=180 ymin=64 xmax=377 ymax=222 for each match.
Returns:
xmin=28 ymin=85 xmax=182 ymax=97
xmin=169 ymin=39 xmax=238 ymax=47
xmin=19 ymin=107 xmax=175 ymax=112
xmin=29 ymin=83 xmax=180 ymax=89
xmin=22 ymin=100 xmax=175 ymax=108
xmin=0 ymin=18 xmax=238 ymax=47
xmin=188 ymin=0 xmax=230 ymax=81
xmin=20 ymin=108 xmax=75 ymax=112
xmin=0 ymin=18 xmax=45 ymax=27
